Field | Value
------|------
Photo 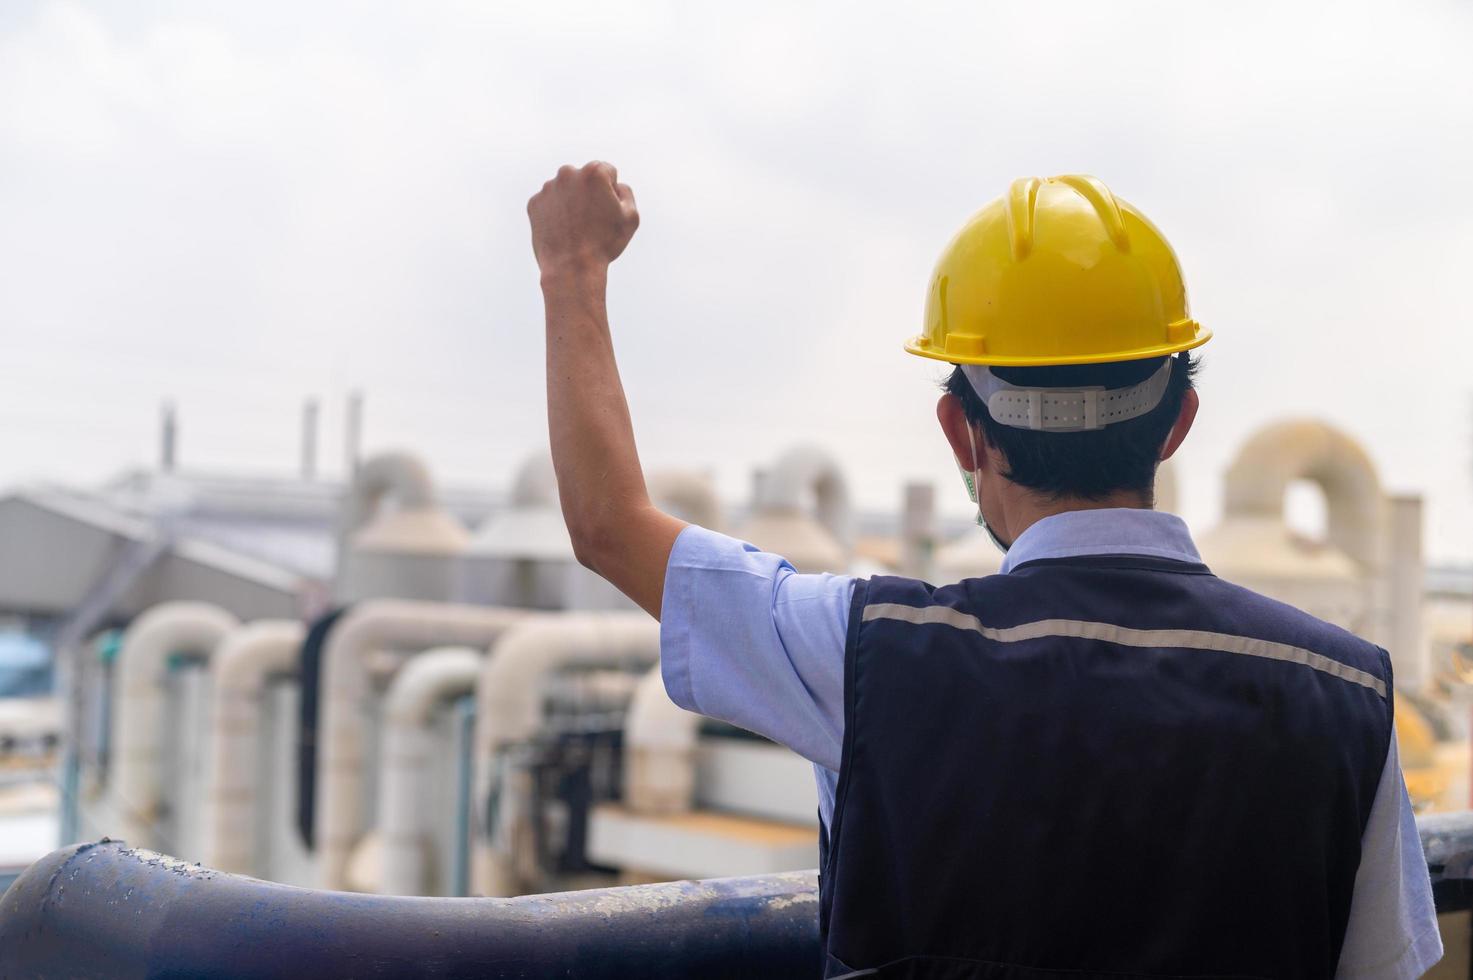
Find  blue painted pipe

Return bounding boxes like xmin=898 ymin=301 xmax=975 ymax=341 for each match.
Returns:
xmin=4 ymin=815 xmax=1472 ymax=977
xmin=0 ymin=840 xmax=819 ymax=978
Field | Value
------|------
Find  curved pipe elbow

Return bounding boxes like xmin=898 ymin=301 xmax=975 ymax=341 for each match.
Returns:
xmin=758 ymin=445 xmax=853 ymax=549
xmin=314 ymin=601 xmax=528 ymax=889
xmin=624 ymin=665 xmax=700 ymax=815
xmin=1222 ymin=419 xmax=1384 ymax=568
xmin=205 ymin=620 xmax=304 ymax=873
xmin=112 ymin=602 xmax=239 ymax=849
xmin=384 ymin=647 xmax=484 ymax=725
xmin=474 ymin=613 xmax=660 ymax=759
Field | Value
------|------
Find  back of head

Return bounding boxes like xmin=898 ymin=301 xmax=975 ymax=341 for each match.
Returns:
xmin=945 ymin=353 xmax=1199 ymax=501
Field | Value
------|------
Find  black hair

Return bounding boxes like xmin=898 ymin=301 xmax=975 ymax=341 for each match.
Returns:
xmin=944 ymin=351 xmax=1199 ymax=502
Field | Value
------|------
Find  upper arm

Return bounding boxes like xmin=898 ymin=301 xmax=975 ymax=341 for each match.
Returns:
xmin=1334 ymin=737 xmax=1442 ymax=979
xmin=658 ymin=525 xmax=854 ymax=769
xmin=578 ymin=504 xmax=687 ymax=619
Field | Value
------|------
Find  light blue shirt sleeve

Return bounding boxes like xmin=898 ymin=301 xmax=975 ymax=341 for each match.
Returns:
xmin=1335 ymin=736 xmax=1443 ymax=978
xmin=660 ymin=524 xmax=854 ymax=817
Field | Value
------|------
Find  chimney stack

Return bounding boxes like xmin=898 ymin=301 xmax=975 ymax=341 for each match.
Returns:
xmin=160 ymin=402 xmax=178 ymax=473
xmin=900 ymin=481 xmax=935 ymax=579
xmin=344 ymin=391 xmax=363 ymax=479
xmin=301 ymin=398 xmax=320 ymax=481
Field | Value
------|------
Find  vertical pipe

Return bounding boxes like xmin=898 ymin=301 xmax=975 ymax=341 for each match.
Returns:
xmin=301 ymin=399 xmax=320 ymax=481
xmin=750 ymin=468 xmax=768 ymax=514
xmin=344 ymin=391 xmax=363 ymax=480
xmin=205 ymin=621 xmax=305 ymax=875
xmin=900 ymin=482 xmax=935 ymax=580
xmin=314 ymin=602 xmax=526 ymax=890
xmin=111 ymin=603 xmax=239 ymax=851
xmin=160 ymin=401 xmax=178 ymax=473
xmin=452 ymin=694 xmax=475 ymax=897
xmin=624 ymin=665 xmax=700 ymax=814
xmin=1387 ymin=495 xmax=1425 ymax=690
xmin=170 ymin=660 xmax=210 ymax=860
xmin=377 ymin=646 xmax=482 ymax=896
xmin=472 ymin=614 xmax=659 ymax=896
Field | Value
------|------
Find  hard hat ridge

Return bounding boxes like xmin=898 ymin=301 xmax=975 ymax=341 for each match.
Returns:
xmin=1006 ymin=175 xmax=1132 ymax=262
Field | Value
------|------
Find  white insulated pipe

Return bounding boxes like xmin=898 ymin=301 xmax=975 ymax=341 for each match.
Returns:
xmin=648 ymin=470 xmax=722 ymax=530
xmin=472 ymin=613 xmax=660 ymax=897
xmin=1386 ymin=495 xmax=1426 ymax=689
xmin=761 ymin=445 xmax=853 ymax=549
xmin=1222 ymin=420 xmax=1384 ymax=570
xmin=204 ymin=619 xmax=305 ymax=874
xmin=340 ymin=451 xmax=438 ymax=533
xmin=112 ymin=601 xmax=240 ymax=852
xmin=377 ymin=646 xmax=483 ymax=896
xmin=624 ymin=664 xmax=701 ymax=815
xmin=315 ymin=600 xmax=528 ymax=890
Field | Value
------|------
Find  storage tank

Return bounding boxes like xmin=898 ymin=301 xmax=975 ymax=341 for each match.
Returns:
xmin=336 ymin=451 xmax=470 ymax=603
xmin=1196 ymin=420 xmax=1382 ymax=636
xmin=462 ymin=454 xmax=576 ymax=610
xmin=738 ymin=446 xmax=850 ymax=574
xmin=465 ymin=454 xmax=723 ymax=610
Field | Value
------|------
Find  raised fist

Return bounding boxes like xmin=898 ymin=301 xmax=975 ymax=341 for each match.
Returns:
xmin=527 ymin=161 xmax=639 ymax=277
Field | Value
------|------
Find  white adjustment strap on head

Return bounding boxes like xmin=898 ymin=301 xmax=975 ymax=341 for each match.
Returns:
xmin=960 ymin=357 xmax=1174 ymax=432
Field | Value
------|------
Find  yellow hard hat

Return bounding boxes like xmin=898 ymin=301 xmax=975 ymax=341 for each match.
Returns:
xmin=907 ymin=175 xmax=1211 ymax=367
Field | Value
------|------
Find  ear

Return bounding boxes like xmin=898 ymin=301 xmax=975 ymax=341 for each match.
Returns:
xmin=937 ymin=393 xmax=979 ymax=468
xmin=1159 ymin=388 xmax=1199 ymax=461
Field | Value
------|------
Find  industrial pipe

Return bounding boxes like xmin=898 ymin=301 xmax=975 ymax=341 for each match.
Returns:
xmin=648 ymin=470 xmax=723 ymax=530
xmin=111 ymin=601 xmax=240 ymax=852
xmin=1222 ymin=419 xmax=1383 ymax=570
xmin=315 ymin=600 xmax=527 ymax=890
xmin=339 ymin=451 xmax=438 ymax=532
xmin=473 ymin=613 xmax=660 ymax=896
xmin=377 ymin=645 xmax=483 ymax=896
xmin=761 ymin=445 xmax=852 ymax=547
xmin=1386 ymin=495 xmax=1426 ymax=688
xmin=6 ymin=815 xmax=1473 ymax=978
xmin=740 ymin=446 xmax=851 ymax=574
xmin=335 ymin=450 xmax=470 ymax=603
xmin=623 ymin=664 xmax=701 ymax=815
xmin=0 ymin=840 xmax=820 ymax=979
xmin=204 ymin=619 xmax=305 ymax=874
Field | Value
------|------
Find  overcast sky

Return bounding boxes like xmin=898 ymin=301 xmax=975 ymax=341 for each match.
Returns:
xmin=2 ymin=0 xmax=1471 ymax=562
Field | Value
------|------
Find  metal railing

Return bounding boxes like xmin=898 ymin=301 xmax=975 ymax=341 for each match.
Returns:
xmin=4 ymin=813 xmax=1472 ymax=978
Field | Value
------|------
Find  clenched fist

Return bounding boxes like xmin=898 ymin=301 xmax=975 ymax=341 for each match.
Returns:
xmin=528 ymin=161 xmax=639 ymax=279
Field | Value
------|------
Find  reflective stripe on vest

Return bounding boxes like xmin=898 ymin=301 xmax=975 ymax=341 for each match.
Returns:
xmin=861 ymin=602 xmax=1388 ymax=699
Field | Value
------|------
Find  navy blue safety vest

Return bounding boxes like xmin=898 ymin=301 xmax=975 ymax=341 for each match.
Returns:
xmin=818 ymin=555 xmax=1393 ymax=980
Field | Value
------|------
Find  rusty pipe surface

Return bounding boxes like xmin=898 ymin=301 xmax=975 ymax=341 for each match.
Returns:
xmin=0 ymin=840 xmax=820 ymax=979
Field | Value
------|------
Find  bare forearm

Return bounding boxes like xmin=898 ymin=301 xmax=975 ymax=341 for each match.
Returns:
xmin=540 ymin=267 xmax=685 ymax=615
xmin=542 ymin=267 xmax=649 ymax=544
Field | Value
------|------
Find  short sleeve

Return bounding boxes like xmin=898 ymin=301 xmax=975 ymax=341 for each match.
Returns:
xmin=659 ymin=524 xmax=854 ymax=771
xmin=1334 ymin=736 xmax=1443 ymax=978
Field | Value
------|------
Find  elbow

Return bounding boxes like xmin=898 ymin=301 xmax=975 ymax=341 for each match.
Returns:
xmin=566 ymin=515 xmax=610 ymax=574
xmin=564 ymin=494 xmax=657 ymax=576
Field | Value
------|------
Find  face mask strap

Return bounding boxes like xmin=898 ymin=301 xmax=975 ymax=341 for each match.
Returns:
xmin=962 ymin=423 xmax=1010 ymax=555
